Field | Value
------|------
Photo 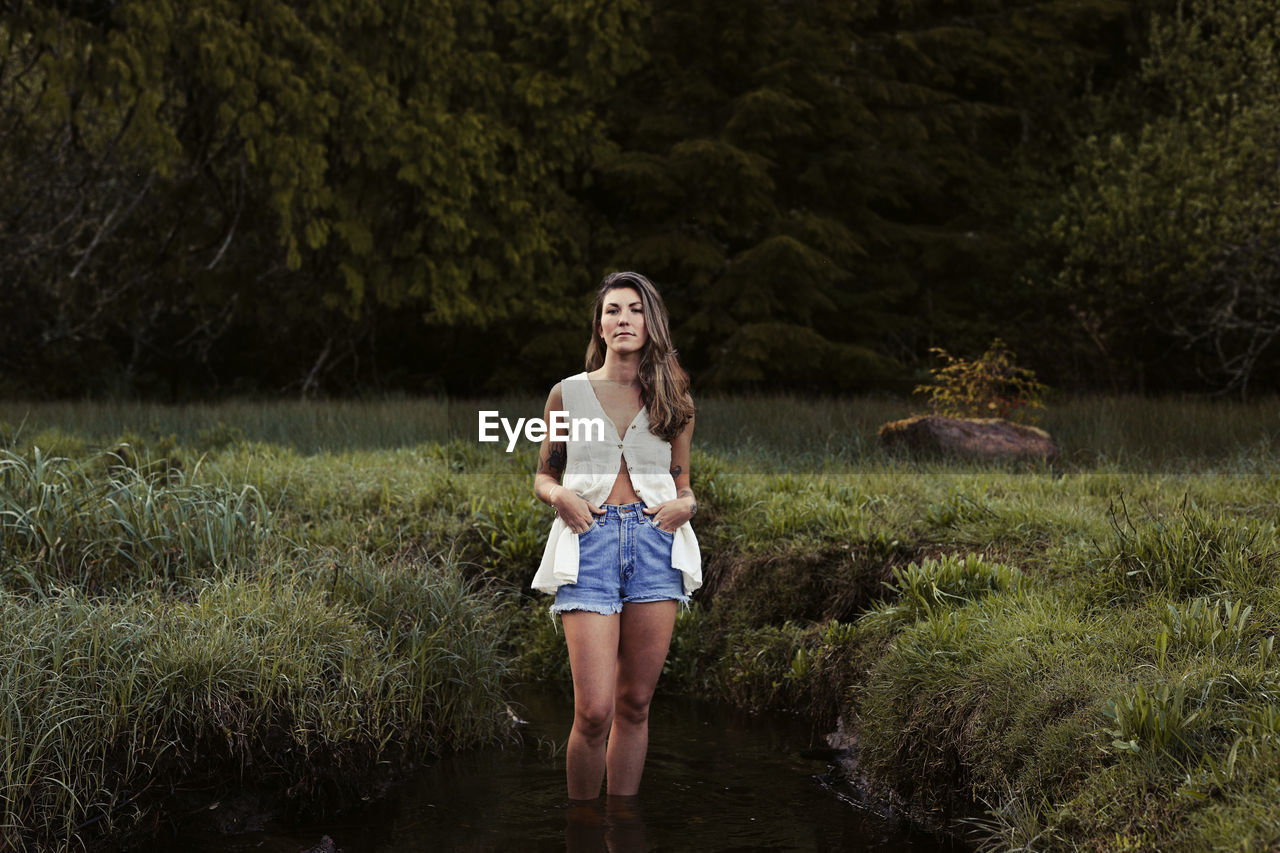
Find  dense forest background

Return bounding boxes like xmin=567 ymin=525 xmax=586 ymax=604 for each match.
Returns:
xmin=3 ymin=0 xmax=1279 ymax=399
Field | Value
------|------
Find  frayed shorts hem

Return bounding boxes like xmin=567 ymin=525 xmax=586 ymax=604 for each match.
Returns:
xmin=548 ymin=594 xmax=688 ymax=618
xmin=549 ymin=601 xmax=625 ymax=617
xmin=626 ymin=593 xmax=691 ymax=607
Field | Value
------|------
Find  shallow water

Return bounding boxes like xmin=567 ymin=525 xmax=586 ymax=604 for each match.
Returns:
xmin=146 ymin=690 xmax=962 ymax=852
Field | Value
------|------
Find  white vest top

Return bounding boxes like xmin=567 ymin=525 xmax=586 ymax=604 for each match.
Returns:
xmin=531 ymin=372 xmax=702 ymax=595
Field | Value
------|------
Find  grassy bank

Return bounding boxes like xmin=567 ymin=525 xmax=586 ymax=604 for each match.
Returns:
xmin=661 ymin=463 xmax=1280 ymax=850
xmin=0 ymin=445 xmax=511 ymax=851
xmin=2 ymin=395 xmax=1280 ymax=850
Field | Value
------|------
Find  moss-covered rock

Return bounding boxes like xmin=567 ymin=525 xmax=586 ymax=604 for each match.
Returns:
xmin=879 ymin=414 xmax=1059 ymax=461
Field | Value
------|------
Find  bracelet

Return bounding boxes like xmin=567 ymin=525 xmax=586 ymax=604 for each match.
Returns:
xmin=549 ymin=484 xmax=562 ymax=506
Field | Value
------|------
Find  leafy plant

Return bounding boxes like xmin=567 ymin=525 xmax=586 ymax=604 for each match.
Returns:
xmin=1158 ymin=597 xmax=1256 ymax=657
xmin=914 ymin=338 xmax=1048 ymax=422
xmin=470 ymin=496 xmax=550 ymax=585
xmin=862 ymin=553 xmax=1020 ymax=628
xmin=1104 ymin=682 xmax=1203 ymax=756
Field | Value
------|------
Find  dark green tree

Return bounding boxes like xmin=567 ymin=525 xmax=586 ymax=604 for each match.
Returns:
xmin=582 ymin=0 xmax=1135 ymax=391
xmin=1 ymin=0 xmax=645 ymax=394
xmin=1049 ymin=0 xmax=1280 ymax=397
xmin=0 ymin=0 xmax=1163 ymax=397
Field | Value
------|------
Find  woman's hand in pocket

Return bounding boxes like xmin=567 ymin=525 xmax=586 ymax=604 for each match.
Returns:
xmin=643 ymin=498 xmax=693 ymax=533
xmin=553 ymin=489 xmax=604 ymax=533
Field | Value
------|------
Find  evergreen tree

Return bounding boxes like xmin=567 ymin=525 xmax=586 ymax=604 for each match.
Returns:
xmin=583 ymin=0 xmax=1134 ymax=391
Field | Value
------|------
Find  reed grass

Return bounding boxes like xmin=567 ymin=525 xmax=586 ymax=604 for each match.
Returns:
xmin=0 ymin=442 xmax=512 ymax=852
xmin=0 ymin=552 xmax=511 ymax=852
xmin=0 ymin=399 xmax=454 ymax=453
xmin=0 ymin=448 xmax=266 ymax=593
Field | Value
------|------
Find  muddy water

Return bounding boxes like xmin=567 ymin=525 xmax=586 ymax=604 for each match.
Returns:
xmin=149 ymin=690 xmax=962 ymax=852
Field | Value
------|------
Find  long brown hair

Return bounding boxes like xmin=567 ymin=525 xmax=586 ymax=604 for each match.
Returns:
xmin=585 ymin=272 xmax=695 ymax=442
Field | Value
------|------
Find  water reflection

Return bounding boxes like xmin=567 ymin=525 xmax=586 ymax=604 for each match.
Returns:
xmin=141 ymin=689 xmax=964 ymax=852
xmin=564 ymin=797 xmax=649 ymax=853
xmin=379 ymin=690 xmax=961 ymax=852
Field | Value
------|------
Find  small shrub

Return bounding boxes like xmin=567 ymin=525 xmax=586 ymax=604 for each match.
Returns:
xmin=914 ymin=338 xmax=1048 ymax=422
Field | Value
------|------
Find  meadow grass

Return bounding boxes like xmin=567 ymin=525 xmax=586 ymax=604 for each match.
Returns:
xmin=2 ymin=394 xmax=1280 ymax=850
xmin=4 ymin=391 xmax=1278 ymax=466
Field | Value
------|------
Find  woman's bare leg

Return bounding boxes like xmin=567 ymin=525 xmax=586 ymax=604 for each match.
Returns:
xmin=606 ymin=600 xmax=678 ymax=795
xmin=561 ymin=610 xmax=621 ymax=800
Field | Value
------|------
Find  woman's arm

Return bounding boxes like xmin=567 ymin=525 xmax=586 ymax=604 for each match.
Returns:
xmin=533 ymin=383 xmax=600 ymax=532
xmin=648 ymin=414 xmax=696 ymax=530
xmin=533 ymin=383 xmax=566 ymax=506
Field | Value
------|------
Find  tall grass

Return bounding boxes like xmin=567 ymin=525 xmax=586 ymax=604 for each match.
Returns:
xmin=0 ymin=552 xmax=511 ymax=852
xmin=3 ymin=392 xmax=1279 ymax=467
xmin=0 ymin=442 xmax=513 ymax=852
xmin=1087 ymin=498 xmax=1279 ymax=602
xmin=1037 ymin=394 xmax=1280 ymax=468
xmin=0 ymin=448 xmax=265 ymax=592
xmin=0 ymin=399 xmax=453 ymax=453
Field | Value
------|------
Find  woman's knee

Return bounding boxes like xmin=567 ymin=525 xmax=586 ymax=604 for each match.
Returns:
xmin=574 ymin=701 xmax=614 ymax=739
xmin=614 ymin=689 xmax=653 ymax=726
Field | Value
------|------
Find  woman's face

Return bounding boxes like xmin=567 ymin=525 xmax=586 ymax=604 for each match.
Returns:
xmin=598 ymin=286 xmax=648 ymax=355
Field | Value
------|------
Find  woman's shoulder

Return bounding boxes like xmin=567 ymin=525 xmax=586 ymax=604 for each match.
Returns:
xmin=545 ymin=372 xmax=590 ymax=405
xmin=544 ymin=381 xmax=564 ymax=410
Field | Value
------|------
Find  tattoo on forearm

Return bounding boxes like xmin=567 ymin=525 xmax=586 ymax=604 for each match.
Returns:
xmin=538 ymin=442 xmax=566 ymax=477
xmin=669 ymin=464 xmax=683 ymax=477
xmin=678 ymin=487 xmax=697 ymax=516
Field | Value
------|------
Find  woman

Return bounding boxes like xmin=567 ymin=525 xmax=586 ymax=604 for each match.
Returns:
xmin=532 ymin=271 xmax=700 ymax=801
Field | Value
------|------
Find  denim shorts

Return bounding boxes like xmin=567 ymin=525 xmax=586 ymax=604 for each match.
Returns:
xmin=551 ymin=501 xmax=689 ymax=616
